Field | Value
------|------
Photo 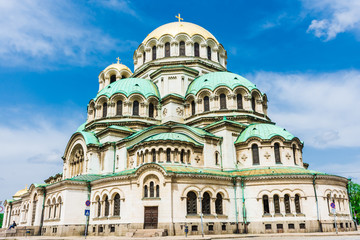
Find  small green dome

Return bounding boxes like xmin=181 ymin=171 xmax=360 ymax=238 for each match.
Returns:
xmin=142 ymin=132 xmax=202 ymax=146
xmin=186 ymin=71 xmax=257 ymax=96
xmin=235 ymin=123 xmax=295 ymax=143
xmin=94 ymin=78 xmax=160 ymax=101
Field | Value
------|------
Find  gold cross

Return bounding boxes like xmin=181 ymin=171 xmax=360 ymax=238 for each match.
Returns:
xmin=116 ymin=57 xmax=121 ymax=64
xmin=175 ymin=13 xmax=183 ymax=22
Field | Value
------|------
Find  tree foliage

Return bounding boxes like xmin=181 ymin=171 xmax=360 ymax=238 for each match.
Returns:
xmin=0 ymin=213 xmax=3 ymax=228
xmin=348 ymin=181 xmax=360 ymax=223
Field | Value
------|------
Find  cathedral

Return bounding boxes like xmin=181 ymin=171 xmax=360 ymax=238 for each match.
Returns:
xmin=1 ymin=18 xmax=356 ymax=237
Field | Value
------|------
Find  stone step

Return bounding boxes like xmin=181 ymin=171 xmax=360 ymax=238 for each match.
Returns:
xmin=132 ymin=229 xmax=167 ymax=238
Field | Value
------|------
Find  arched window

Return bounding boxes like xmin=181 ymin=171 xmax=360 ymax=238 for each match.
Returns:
xmin=116 ymin=100 xmax=122 ymax=116
xmin=220 ymin=94 xmax=227 ymax=109
xmin=252 ymin=144 xmax=260 ymax=165
xmin=110 ymin=75 xmax=116 ymax=84
xmin=152 ymin=46 xmax=156 ymax=60
xmin=215 ymin=193 xmax=223 ymax=214
xmin=57 ymin=197 xmax=62 ymax=219
xmin=133 ymin=101 xmax=139 ymax=116
xmin=207 ymin=46 xmax=211 ymax=60
xmin=102 ymin=102 xmax=107 ymax=118
xmin=274 ymin=143 xmax=281 ymax=164
xmin=152 ymin=149 xmax=156 ymax=162
xmin=263 ymin=195 xmax=270 ymax=214
xmin=237 ymin=94 xmax=243 ymax=109
xmin=295 ymin=194 xmax=301 ymax=213
xmin=143 ymin=51 xmax=146 ymax=63
xmin=274 ymin=195 xmax=280 ymax=214
xmin=215 ymin=152 xmax=219 ymax=165
xmin=149 ymin=103 xmax=154 ymax=118
xmin=194 ymin=42 xmax=200 ymax=57
xmin=165 ymin=42 xmax=170 ymax=57
xmin=156 ymin=185 xmax=160 ymax=198
xmin=179 ymin=41 xmax=185 ymax=56
xmin=191 ymin=101 xmax=195 ymax=115
xmin=97 ymin=198 xmax=101 ymax=217
xmin=284 ymin=194 xmax=291 ymax=214
xmin=150 ymin=181 xmax=154 ymax=198
xmin=203 ymin=96 xmax=210 ymax=112
xmin=166 ymin=148 xmax=171 ymax=162
xmin=53 ymin=199 xmax=57 ymax=218
xmin=47 ymin=200 xmax=51 ymax=219
xmin=180 ymin=149 xmax=184 ymax=163
xmin=202 ymin=192 xmax=211 ymax=214
xmin=187 ymin=191 xmax=197 ymax=214
xmin=327 ymin=194 xmax=330 ymax=213
xmin=104 ymin=196 xmax=110 ymax=216
xmin=114 ymin=194 xmax=120 ymax=216
xmin=144 ymin=185 xmax=148 ymax=198
xmin=251 ymin=95 xmax=256 ymax=112
xmin=292 ymin=145 xmax=297 ymax=165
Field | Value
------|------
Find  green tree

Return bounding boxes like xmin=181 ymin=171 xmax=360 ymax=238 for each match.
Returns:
xmin=348 ymin=181 xmax=360 ymax=224
xmin=0 ymin=213 xmax=3 ymax=228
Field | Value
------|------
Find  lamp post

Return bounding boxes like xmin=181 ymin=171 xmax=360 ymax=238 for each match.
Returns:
xmin=198 ymin=191 xmax=204 ymax=237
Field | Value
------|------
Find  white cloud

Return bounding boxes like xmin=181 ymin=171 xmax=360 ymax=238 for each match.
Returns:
xmin=0 ymin=0 xmax=136 ymax=68
xmin=304 ymin=0 xmax=360 ymax=40
xmin=92 ymin=0 xmax=138 ymax=17
xmin=249 ymin=70 xmax=360 ymax=148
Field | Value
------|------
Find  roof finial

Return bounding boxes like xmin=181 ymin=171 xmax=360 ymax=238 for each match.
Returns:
xmin=116 ymin=57 xmax=121 ymax=64
xmin=175 ymin=13 xmax=183 ymax=22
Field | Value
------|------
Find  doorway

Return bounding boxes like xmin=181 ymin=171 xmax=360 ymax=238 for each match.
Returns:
xmin=144 ymin=206 xmax=158 ymax=229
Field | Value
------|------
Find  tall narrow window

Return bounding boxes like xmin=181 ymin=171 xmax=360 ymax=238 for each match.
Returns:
xmin=102 ymin=102 xmax=107 ymax=118
xmin=194 ymin=43 xmax=200 ymax=57
xmin=165 ymin=42 xmax=170 ymax=57
xmin=152 ymin=149 xmax=156 ymax=162
xmin=202 ymin=192 xmax=211 ymax=214
xmin=187 ymin=191 xmax=197 ymax=214
xmin=32 ymin=195 xmax=38 ymax=225
xmin=144 ymin=185 xmax=148 ymax=198
xmin=156 ymin=185 xmax=160 ymax=198
xmin=166 ymin=148 xmax=171 ymax=162
xmin=263 ymin=195 xmax=270 ymax=214
xmin=113 ymin=194 xmax=120 ymax=216
xmin=295 ymin=194 xmax=301 ymax=213
xmin=179 ymin=41 xmax=185 ymax=56
xmin=204 ymin=96 xmax=210 ymax=112
xmin=110 ymin=75 xmax=116 ymax=84
xmin=274 ymin=143 xmax=281 ymax=164
xmin=215 ymin=152 xmax=219 ymax=165
xmin=133 ymin=101 xmax=139 ymax=116
xmin=220 ymin=94 xmax=227 ymax=109
xmin=292 ymin=145 xmax=297 ymax=165
xmin=152 ymin=46 xmax=156 ymax=60
xmin=237 ymin=94 xmax=243 ymax=109
xmin=143 ymin=51 xmax=146 ymax=63
xmin=252 ymin=144 xmax=260 ymax=165
xmin=53 ymin=200 xmax=57 ymax=218
xmin=97 ymin=198 xmax=101 ymax=217
xmin=252 ymin=95 xmax=256 ymax=112
xmin=191 ymin=101 xmax=195 ymax=115
xmin=104 ymin=196 xmax=109 ymax=216
xmin=150 ymin=181 xmax=154 ymax=198
xmin=180 ymin=149 xmax=184 ymax=163
xmin=116 ymin=100 xmax=122 ymax=116
xmin=215 ymin=193 xmax=223 ymax=214
xmin=149 ymin=103 xmax=154 ymax=118
xmin=207 ymin=46 xmax=211 ymax=60
xmin=284 ymin=194 xmax=291 ymax=214
xmin=274 ymin=195 xmax=280 ymax=214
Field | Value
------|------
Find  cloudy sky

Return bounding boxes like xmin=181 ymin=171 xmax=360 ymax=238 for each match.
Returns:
xmin=0 ymin=0 xmax=360 ymax=202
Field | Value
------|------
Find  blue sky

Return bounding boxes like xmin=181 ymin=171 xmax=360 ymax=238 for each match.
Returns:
xmin=0 ymin=0 xmax=360 ymax=201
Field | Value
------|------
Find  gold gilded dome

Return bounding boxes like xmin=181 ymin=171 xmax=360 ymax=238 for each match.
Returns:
xmin=13 ymin=186 xmax=28 ymax=198
xmin=104 ymin=63 xmax=132 ymax=73
xmin=142 ymin=21 xmax=219 ymax=44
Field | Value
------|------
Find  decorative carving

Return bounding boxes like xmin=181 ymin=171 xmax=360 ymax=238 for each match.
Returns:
xmin=195 ymin=155 xmax=200 ymax=163
xmin=286 ymin=153 xmax=291 ymax=160
xmin=129 ymin=157 xmax=134 ymax=168
xmin=176 ymin=107 xmax=184 ymax=116
xmin=245 ymin=95 xmax=252 ymax=101
xmin=264 ymin=152 xmax=271 ymax=159
xmin=163 ymin=108 xmax=167 ymax=116
xmin=241 ymin=154 xmax=247 ymax=161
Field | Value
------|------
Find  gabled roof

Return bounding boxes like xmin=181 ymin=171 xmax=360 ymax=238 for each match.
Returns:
xmin=141 ymin=132 xmax=202 ymax=146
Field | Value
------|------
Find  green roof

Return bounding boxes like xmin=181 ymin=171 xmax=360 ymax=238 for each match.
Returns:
xmin=108 ymin=125 xmax=136 ymax=132
xmin=75 ymin=123 xmax=100 ymax=146
xmin=186 ymin=71 xmax=258 ymax=96
xmin=173 ymin=124 xmax=219 ymax=138
xmin=205 ymin=117 xmax=248 ymax=129
xmin=141 ymin=132 xmax=202 ymax=146
xmin=94 ymin=78 xmax=160 ymax=101
xmin=235 ymin=123 xmax=295 ymax=143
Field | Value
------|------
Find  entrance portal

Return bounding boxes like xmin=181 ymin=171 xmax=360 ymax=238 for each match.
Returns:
xmin=144 ymin=206 xmax=158 ymax=229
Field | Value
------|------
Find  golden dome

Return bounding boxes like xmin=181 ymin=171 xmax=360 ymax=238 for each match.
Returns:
xmin=142 ymin=21 xmax=219 ymax=44
xmin=13 ymin=186 xmax=28 ymax=198
xmin=104 ymin=63 xmax=132 ymax=73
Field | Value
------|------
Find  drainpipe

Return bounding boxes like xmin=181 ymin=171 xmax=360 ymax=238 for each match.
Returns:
xmin=39 ymin=187 xmax=46 ymax=236
xmin=170 ymin=178 xmax=175 ymax=236
xmin=312 ymin=174 xmax=322 ymax=232
xmin=85 ymin=182 xmax=91 ymax=237
xmin=241 ymin=177 xmax=247 ymax=234
xmin=346 ymin=179 xmax=357 ymax=230
xmin=219 ymin=138 xmax=224 ymax=171
xmin=232 ymin=178 xmax=239 ymax=233
xmin=112 ymin=142 xmax=116 ymax=174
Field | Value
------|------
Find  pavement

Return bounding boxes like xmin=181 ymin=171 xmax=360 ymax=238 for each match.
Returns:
xmin=1 ymin=230 xmax=360 ymax=240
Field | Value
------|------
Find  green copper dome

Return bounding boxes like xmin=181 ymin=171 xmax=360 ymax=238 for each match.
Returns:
xmin=94 ymin=78 xmax=160 ymax=101
xmin=142 ymin=132 xmax=202 ymax=146
xmin=186 ymin=71 xmax=257 ymax=96
xmin=235 ymin=123 xmax=295 ymax=143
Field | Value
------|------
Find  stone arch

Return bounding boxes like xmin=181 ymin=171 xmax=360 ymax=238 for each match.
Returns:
xmin=109 ymin=187 xmax=125 ymax=200
xmin=181 ymin=185 xmax=201 ymax=198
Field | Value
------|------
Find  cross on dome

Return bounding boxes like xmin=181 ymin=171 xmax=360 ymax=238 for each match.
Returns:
xmin=116 ymin=57 xmax=121 ymax=64
xmin=175 ymin=13 xmax=183 ymax=22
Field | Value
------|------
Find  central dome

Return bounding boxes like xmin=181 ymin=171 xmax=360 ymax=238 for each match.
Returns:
xmin=142 ymin=21 xmax=219 ymax=44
